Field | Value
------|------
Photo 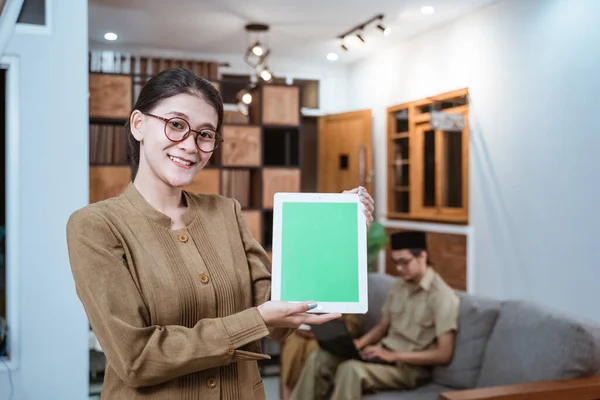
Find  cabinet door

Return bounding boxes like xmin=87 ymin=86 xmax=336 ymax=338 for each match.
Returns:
xmin=89 ymin=73 xmax=132 ymax=119
xmin=438 ymin=109 xmax=469 ymax=220
xmin=221 ymin=125 xmax=261 ymax=167
xmin=262 ymin=168 xmax=301 ymax=209
xmin=412 ymin=116 xmax=468 ymax=223
xmin=412 ymin=123 xmax=438 ymax=218
xmin=261 ymin=86 xmax=300 ymax=126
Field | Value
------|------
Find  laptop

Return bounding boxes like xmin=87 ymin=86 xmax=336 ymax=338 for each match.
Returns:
xmin=309 ymin=319 xmax=395 ymax=366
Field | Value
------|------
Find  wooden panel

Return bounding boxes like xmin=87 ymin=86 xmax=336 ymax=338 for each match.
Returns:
xmin=222 ymin=169 xmax=253 ymax=208
xmin=262 ymin=85 xmax=300 ymax=126
xmin=89 ymin=166 xmax=131 ymax=203
xmin=262 ymin=168 xmax=301 ymax=209
xmin=89 ymin=73 xmax=132 ymax=119
xmin=184 ymin=168 xmax=220 ymax=195
xmin=384 ymin=227 xmax=466 ymax=291
xmin=224 ymin=110 xmax=250 ymax=124
xmin=243 ymin=210 xmax=262 ymax=242
xmin=221 ymin=125 xmax=261 ymax=166
xmin=440 ymin=375 xmax=600 ymax=400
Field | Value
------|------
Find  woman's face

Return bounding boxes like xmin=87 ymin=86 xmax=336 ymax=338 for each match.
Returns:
xmin=131 ymin=92 xmax=218 ymax=189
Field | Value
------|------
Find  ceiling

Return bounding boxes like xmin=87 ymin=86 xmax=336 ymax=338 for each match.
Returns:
xmin=89 ymin=0 xmax=500 ymax=66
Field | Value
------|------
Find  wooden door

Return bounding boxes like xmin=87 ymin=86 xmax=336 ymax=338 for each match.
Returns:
xmin=318 ymin=110 xmax=373 ymax=194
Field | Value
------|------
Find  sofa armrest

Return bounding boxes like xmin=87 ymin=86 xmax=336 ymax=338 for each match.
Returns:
xmin=439 ymin=375 xmax=600 ymax=400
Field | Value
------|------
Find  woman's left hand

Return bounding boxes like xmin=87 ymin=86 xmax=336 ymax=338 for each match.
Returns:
xmin=343 ymin=186 xmax=375 ymax=230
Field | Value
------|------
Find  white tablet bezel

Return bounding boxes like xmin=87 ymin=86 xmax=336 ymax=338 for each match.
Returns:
xmin=271 ymin=192 xmax=369 ymax=314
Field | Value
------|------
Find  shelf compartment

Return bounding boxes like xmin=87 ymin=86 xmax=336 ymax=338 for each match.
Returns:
xmin=222 ymin=168 xmax=261 ymax=209
xmin=89 ymin=123 xmax=128 ymax=165
xmin=263 ymin=127 xmax=300 ymax=167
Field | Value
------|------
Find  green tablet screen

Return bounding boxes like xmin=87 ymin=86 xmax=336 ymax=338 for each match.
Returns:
xmin=280 ymin=201 xmax=359 ymax=302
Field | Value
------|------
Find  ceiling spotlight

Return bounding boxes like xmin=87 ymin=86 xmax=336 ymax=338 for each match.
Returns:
xmin=104 ymin=32 xmax=118 ymax=41
xmin=377 ymin=24 xmax=391 ymax=36
xmin=421 ymin=6 xmax=435 ymax=15
xmin=326 ymin=52 xmax=339 ymax=61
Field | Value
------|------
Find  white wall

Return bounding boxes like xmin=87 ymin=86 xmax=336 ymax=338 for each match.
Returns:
xmin=347 ymin=0 xmax=600 ymax=321
xmin=0 ymin=1 xmax=90 ymax=399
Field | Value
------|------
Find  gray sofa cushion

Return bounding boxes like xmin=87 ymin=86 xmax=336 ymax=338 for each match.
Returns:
xmin=361 ymin=273 xmax=396 ymax=334
xmin=432 ymin=292 xmax=501 ymax=389
xmin=476 ymin=300 xmax=600 ymax=387
xmin=363 ymin=383 xmax=453 ymax=400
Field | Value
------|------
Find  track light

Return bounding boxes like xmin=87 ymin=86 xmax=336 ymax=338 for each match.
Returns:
xmin=377 ymin=24 xmax=391 ymax=36
xmin=335 ymin=14 xmax=391 ymax=52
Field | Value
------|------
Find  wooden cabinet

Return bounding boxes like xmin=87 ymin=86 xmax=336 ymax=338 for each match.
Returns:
xmin=89 ymin=73 xmax=132 ymax=119
xmin=221 ymin=125 xmax=261 ymax=167
xmin=387 ymin=88 xmax=469 ymax=224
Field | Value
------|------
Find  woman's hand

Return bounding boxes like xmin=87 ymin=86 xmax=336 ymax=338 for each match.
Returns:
xmin=257 ymin=301 xmax=341 ymax=328
xmin=343 ymin=186 xmax=375 ymax=230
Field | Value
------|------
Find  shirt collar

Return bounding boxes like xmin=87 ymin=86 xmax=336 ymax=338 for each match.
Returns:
xmin=419 ymin=267 xmax=435 ymax=291
xmin=123 ymin=182 xmax=197 ymax=229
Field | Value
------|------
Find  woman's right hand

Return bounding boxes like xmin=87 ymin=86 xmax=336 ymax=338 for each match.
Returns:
xmin=257 ymin=301 xmax=341 ymax=328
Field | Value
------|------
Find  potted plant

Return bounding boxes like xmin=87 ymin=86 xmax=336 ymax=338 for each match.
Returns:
xmin=366 ymin=221 xmax=388 ymax=272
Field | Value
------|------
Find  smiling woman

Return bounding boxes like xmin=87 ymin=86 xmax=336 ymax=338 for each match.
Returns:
xmin=66 ymin=68 xmax=375 ymax=400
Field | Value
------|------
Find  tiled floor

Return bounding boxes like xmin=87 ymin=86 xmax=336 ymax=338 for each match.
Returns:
xmin=89 ymin=377 xmax=281 ymax=399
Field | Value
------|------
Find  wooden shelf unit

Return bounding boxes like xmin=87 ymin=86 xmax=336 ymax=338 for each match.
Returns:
xmin=88 ymin=70 xmax=302 ymax=249
xmin=386 ymin=88 xmax=470 ymax=225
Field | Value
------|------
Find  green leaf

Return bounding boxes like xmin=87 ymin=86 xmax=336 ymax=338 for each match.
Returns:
xmin=366 ymin=221 xmax=388 ymax=269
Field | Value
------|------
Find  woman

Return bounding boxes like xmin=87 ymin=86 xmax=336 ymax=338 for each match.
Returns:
xmin=66 ymin=68 xmax=375 ymax=400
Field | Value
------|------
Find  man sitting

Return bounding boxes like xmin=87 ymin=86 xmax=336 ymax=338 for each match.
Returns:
xmin=290 ymin=231 xmax=460 ymax=400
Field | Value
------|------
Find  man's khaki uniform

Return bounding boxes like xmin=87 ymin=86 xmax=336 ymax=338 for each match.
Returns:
xmin=290 ymin=267 xmax=460 ymax=400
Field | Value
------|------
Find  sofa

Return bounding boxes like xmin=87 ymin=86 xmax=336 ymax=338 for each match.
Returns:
xmin=359 ymin=273 xmax=600 ymax=399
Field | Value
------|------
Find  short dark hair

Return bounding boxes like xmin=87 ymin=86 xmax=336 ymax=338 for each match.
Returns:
xmin=125 ymin=68 xmax=223 ymax=178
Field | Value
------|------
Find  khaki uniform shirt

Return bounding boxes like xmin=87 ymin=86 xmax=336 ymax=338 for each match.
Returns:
xmin=381 ymin=267 xmax=459 ymax=352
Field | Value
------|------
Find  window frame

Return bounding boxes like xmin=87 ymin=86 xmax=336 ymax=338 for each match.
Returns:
xmin=15 ymin=0 xmax=52 ymax=35
xmin=1 ymin=55 xmax=21 ymax=369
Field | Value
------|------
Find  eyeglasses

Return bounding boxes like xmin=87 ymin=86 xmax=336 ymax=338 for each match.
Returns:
xmin=143 ymin=112 xmax=223 ymax=153
xmin=392 ymin=256 xmax=414 ymax=267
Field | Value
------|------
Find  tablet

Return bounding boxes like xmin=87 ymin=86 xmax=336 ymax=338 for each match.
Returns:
xmin=271 ymin=192 xmax=368 ymax=314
